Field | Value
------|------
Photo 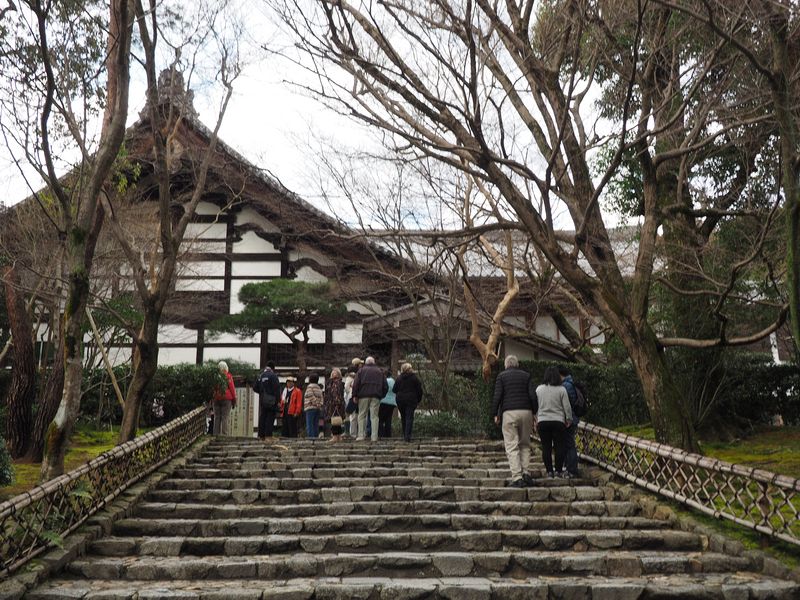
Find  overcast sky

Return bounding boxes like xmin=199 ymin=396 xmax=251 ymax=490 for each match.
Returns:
xmin=0 ymin=2 xmax=367 ymax=215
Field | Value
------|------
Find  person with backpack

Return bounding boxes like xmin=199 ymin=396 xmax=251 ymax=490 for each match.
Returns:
xmin=252 ymin=361 xmax=280 ymax=441
xmin=558 ymin=366 xmax=585 ymax=478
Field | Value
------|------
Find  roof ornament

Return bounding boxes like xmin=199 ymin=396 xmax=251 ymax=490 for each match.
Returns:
xmin=142 ymin=67 xmax=198 ymax=120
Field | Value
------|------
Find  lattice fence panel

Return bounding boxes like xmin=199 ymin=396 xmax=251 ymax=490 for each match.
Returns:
xmin=577 ymin=422 xmax=800 ymax=546
xmin=0 ymin=406 xmax=207 ymax=577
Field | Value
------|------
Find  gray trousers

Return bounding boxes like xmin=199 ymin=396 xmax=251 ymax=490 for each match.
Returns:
xmin=213 ymin=400 xmax=232 ymax=436
xmin=357 ymin=397 xmax=380 ymax=441
xmin=502 ymin=409 xmax=533 ymax=481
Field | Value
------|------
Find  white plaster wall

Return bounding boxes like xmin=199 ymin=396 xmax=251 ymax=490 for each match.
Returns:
xmin=158 ymin=325 xmax=198 ymax=344
xmin=294 ymin=265 xmax=327 ymax=283
xmin=185 ymin=222 xmax=227 ymax=240
xmin=107 ymin=346 xmax=132 ymax=365
xmin=180 ymin=261 xmax=226 ymax=277
xmin=194 ymin=201 xmax=224 ymax=216
xmin=332 ymin=323 xmax=363 ymax=344
xmin=157 ymin=346 xmax=198 ymax=365
xmin=233 ymin=231 xmax=278 ymax=253
xmin=180 ymin=239 xmax=226 ymax=253
xmin=504 ymin=339 xmax=539 ymax=361
xmin=232 ymin=261 xmax=282 ymax=277
xmin=175 ymin=278 xmax=225 ymax=292
xmin=204 ymin=346 xmax=260 ymax=367
xmin=588 ymin=324 xmax=605 ymax=345
xmin=534 ymin=316 xmax=558 ymax=341
xmin=236 ymin=207 xmax=281 ymax=233
xmin=230 ymin=279 xmax=265 ymax=313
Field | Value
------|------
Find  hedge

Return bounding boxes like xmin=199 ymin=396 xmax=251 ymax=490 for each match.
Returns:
xmin=476 ymin=359 xmax=651 ymax=429
xmin=80 ymin=363 xmax=226 ymax=428
xmin=476 ymin=354 xmax=800 ymax=431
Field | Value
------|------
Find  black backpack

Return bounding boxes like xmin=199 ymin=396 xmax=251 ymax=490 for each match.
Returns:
xmin=572 ymin=380 xmax=589 ymax=418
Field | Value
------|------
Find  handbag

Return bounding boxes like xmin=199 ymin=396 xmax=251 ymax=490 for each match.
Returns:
xmin=331 ymin=404 xmax=344 ymax=427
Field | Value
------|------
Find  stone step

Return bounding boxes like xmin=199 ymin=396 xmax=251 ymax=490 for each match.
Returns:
xmin=172 ymin=466 xmax=519 ymax=479
xmin=91 ymin=527 xmax=702 ymax=557
xmin=197 ymin=449 xmax=510 ymax=460
xmin=65 ymin=550 xmax=757 ymax=580
xmin=186 ymin=456 xmax=510 ymax=470
xmin=144 ymin=483 xmax=612 ymax=505
xmin=31 ymin=573 xmax=800 ymax=600
xmin=134 ymin=499 xmax=644 ymax=519
xmin=155 ymin=475 xmax=595 ymax=490
xmin=112 ymin=514 xmax=685 ymax=539
xmin=203 ymin=436 xmax=504 ymax=452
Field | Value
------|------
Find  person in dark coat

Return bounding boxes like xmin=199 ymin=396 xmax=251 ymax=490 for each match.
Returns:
xmin=252 ymin=361 xmax=280 ymax=441
xmin=492 ymin=355 xmax=537 ymax=488
xmin=352 ymin=356 xmax=388 ymax=442
xmin=393 ymin=362 xmax=424 ymax=442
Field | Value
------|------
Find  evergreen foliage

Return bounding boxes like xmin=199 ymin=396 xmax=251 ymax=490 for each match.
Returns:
xmin=210 ymin=280 xmax=347 ymax=336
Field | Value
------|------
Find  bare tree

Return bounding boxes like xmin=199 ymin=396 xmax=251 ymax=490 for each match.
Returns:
xmin=268 ymin=0 xmax=791 ymax=450
xmin=99 ymin=1 xmax=239 ymax=442
xmin=0 ymin=0 xmax=134 ymax=477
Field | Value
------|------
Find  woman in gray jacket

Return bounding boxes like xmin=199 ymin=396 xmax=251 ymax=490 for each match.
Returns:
xmin=535 ymin=366 xmax=573 ymax=478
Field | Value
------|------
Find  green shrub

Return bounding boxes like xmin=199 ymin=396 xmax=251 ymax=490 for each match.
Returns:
xmin=413 ymin=411 xmax=471 ymax=438
xmin=143 ymin=364 xmax=226 ymax=427
xmin=714 ymin=353 xmax=800 ymax=427
xmin=474 ymin=354 xmax=800 ymax=433
xmin=80 ymin=363 xmax=226 ymax=428
xmin=0 ymin=435 xmax=13 ymax=487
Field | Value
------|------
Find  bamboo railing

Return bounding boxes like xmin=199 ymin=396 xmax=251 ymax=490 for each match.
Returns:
xmin=577 ymin=422 xmax=800 ymax=546
xmin=0 ymin=406 xmax=207 ymax=578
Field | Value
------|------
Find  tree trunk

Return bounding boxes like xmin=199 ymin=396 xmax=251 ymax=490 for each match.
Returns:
xmin=41 ymin=253 xmax=90 ymax=479
xmin=119 ymin=312 xmax=160 ymax=443
xmin=768 ymin=11 xmax=800 ymax=361
xmin=39 ymin=0 xmax=132 ymax=479
xmin=28 ymin=340 xmax=64 ymax=462
xmin=621 ymin=324 xmax=700 ymax=452
xmin=294 ymin=337 xmax=308 ymax=384
xmin=3 ymin=265 xmax=35 ymax=458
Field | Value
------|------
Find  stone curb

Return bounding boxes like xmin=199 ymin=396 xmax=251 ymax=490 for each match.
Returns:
xmin=587 ymin=465 xmax=800 ymax=583
xmin=0 ymin=436 xmax=212 ymax=600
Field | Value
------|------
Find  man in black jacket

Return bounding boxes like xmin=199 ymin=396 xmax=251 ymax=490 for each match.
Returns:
xmin=352 ymin=356 xmax=388 ymax=442
xmin=492 ymin=355 xmax=537 ymax=487
xmin=253 ymin=361 xmax=280 ymax=441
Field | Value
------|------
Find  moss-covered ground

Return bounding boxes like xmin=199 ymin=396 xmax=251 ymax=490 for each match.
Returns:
xmin=0 ymin=426 xmax=119 ymax=502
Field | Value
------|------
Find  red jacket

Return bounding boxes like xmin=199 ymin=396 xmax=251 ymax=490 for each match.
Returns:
xmin=281 ymin=386 xmax=303 ymax=417
xmin=214 ymin=372 xmax=237 ymax=403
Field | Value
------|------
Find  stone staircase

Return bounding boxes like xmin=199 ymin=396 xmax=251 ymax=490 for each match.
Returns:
xmin=26 ymin=438 xmax=799 ymax=599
